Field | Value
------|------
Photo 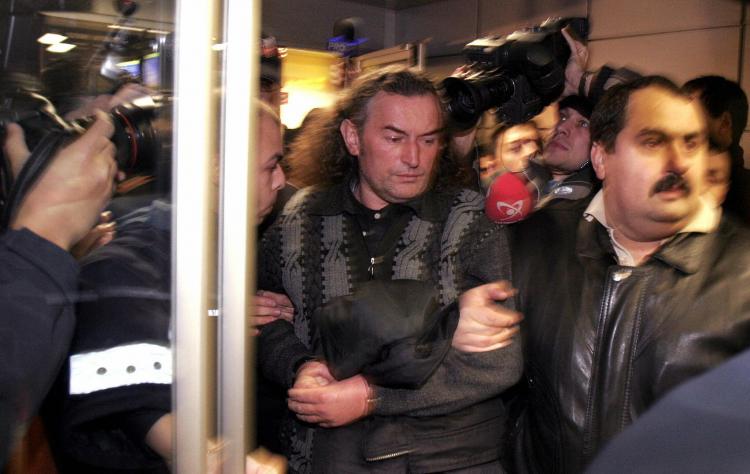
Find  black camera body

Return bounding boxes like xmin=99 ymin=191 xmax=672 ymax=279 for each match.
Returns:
xmin=443 ymin=17 xmax=589 ymax=129
xmin=0 ymin=80 xmax=168 ymax=229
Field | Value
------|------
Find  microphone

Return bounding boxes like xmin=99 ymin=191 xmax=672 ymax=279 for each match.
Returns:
xmin=484 ymin=161 xmax=548 ymax=224
xmin=484 ymin=160 xmax=594 ymax=223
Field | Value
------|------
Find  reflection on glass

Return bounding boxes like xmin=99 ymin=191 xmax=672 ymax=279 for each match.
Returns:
xmin=0 ymin=1 xmax=198 ymax=472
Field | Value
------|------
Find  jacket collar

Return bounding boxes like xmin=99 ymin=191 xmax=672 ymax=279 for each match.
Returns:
xmin=306 ymin=179 xmax=451 ymax=222
xmin=578 ymin=191 xmax=720 ymax=273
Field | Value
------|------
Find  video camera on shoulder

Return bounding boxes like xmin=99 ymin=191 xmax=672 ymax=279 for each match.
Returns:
xmin=443 ymin=17 xmax=588 ymax=130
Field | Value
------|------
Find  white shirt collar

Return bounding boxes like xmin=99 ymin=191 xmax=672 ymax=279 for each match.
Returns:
xmin=583 ymin=190 xmax=720 ymax=266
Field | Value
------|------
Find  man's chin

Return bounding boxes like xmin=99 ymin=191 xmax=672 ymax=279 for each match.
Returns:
xmin=649 ymin=199 xmax=699 ymax=225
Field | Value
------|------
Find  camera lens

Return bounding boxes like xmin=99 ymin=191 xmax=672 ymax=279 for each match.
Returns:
xmin=110 ymin=102 xmax=159 ymax=173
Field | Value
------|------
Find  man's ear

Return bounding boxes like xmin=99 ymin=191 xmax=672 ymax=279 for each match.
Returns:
xmin=340 ymin=119 xmax=360 ymax=156
xmin=718 ymin=110 xmax=733 ymax=143
xmin=591 ymin=142 xmax=606 ymax=181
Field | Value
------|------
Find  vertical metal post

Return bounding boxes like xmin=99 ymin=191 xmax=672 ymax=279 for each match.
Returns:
xmin=172 ymin=0 xmax=218 ymax=471
xmin=218 ymin=0 xmax=260 ymax=471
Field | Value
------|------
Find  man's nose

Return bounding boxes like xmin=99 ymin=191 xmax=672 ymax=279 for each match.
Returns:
xmin=273 ymin=165 xmax=286 ymax=191
xmin=666 ymin=142 xmax=691 ymax=175
xmin=402 ymin=140 xmax=420 ymax=168
xmin=555 ymin=120 xmax=572 ymax=137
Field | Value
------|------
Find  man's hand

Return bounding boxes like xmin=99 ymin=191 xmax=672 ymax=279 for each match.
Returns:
xmin=70 ymin=211 xmax=116 ymax=260
xmin=251 ymin=290 xmax=294 ymax=335
xmin=3 ymin=123 xmax=31 ymax=179
xmin=453 ymin=280 xmax=523 ymax=352
xmin=64 ymin=83 xmax=154 ymax=121
xmin=288 ymin=362 xmax=370 ymax=428
xmin=245 ymin=447 xmax=286 ymax=474
xmin=7 ymin=113 xmax=117 ymax=251
xmin=292 ymin=360 xmax=334 ymax=389
xmin=561 ymin=26 xmax=590 ymax=97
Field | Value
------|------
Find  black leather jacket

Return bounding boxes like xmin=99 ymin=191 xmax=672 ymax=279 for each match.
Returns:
xmin=509 ymin=200 xmax=750 ymax=474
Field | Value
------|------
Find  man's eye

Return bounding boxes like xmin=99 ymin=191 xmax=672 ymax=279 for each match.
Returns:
xmin=422 ymin=137 xmax=438 ymax=146
xmin=643 ymin=137 xmax=663 ymax=148
xmin=578 ymin=120 xmax=589 ymax=129
xmin=387 ymin=136 xmax=403 ymax=143
xmin=684 ymin=139 xmax=700 ymax=152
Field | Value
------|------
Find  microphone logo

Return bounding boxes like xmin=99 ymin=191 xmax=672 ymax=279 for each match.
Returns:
xmin=496 ymin=200 xmax=525 ymax=218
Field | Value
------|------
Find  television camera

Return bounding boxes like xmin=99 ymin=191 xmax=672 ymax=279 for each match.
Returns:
xmin=442 ymin=17 xmax=589 ymax=129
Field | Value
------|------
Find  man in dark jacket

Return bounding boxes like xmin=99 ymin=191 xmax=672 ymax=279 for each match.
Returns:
xmin=508 ymin=76 xmax=750 ymax=473
xmin=258 ymin=66 xmax=523 ymax=473
xmin=0 ymin=115 xmax=117 ymax=466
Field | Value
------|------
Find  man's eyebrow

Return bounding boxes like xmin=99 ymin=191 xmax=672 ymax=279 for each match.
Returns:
xmin=420 ymin=127 xmax=444 ymax=137
xmin=635 ymin=128 xmax=667 ymax=138
xmin=683 ymin=131 xmax=706 ymax=141
xmin=384 ymin=125 xmax=407 ymax=135
xmin=383 ymin=125 xmax=444 ymax=137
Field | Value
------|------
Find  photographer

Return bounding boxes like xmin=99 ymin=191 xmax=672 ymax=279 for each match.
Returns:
xmin=0 ymin=113 xmax=117 ymax=466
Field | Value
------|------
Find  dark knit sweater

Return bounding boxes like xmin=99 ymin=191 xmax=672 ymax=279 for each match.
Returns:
xmin=258 ymin=182 xmax=522 ymax=473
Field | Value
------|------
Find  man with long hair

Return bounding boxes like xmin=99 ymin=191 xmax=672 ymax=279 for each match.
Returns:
xmin=258 ymin=66 xmax=521 ymax=473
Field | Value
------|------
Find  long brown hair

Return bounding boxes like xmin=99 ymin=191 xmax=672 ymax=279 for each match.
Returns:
xmin=286 ymin=66 xmax=472 ymax=191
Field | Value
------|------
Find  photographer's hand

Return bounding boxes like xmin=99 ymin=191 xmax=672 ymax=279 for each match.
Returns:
xmin=3 ymin=123 xmax=31 ymax=179
xmin=8 ymin=113 xmax=117 ymax=251
xmin=561 ymin=26 xmax=590 ymax=97
xmin=70 ymin=211 xmax=116 ymax=260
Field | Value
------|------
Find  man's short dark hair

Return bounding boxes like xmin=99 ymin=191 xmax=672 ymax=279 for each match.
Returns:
xmin=683 ymin=75 xmax=748 ymax=146
xmin=558 ymin=95 xmax=593 ymax=120
xmin=590 ymin=75 xmax=684 ymax=152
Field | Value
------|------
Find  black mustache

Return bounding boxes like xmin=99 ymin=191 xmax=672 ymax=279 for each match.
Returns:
xmin=651 ymin=172 xmax=690 ymax=195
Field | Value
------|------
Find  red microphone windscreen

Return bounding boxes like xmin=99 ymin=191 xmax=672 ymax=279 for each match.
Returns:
xmin=485 ymin=171 xmax=535 ymax=223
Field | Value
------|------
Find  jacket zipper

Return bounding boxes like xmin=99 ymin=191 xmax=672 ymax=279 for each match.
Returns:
xmin=365 ymin=449 xmax=412 ymax=462
xmin=368 ymin=255 xmax=384 ymax=278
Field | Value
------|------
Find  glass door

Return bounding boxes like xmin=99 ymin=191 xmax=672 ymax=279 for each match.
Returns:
xmin=0 ymin=0 xmax=260 ymax=472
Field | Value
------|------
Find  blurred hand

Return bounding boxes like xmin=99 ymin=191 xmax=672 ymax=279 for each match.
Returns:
xmin=8 ymin=113 xmax=117 ymax=250
xmin=3 ymin=123 xmax=31 ymax=179
xmin=246 ymin=447 xmax=286 ymax=474
xmin=292 ymin=360 xmax=334 ymax=389
xmin=251 ymin=290 xmax=295 ymax=335
xmin=561 ymin=26 xmax=590 ymax=97
xmin=450 ymin=126 xmax=478 ymax=163
xmin=453 ymin=280 xmax=523 ymax=352
xmin=108 ymin=83 xmax=154 ymax=109
xmin=288 ymin=365 xmax=370 ymax=428
xmin=70 ymin=211 xmax=116 ymax=260
xmin=64 ymin=83 xmax=154 ymax=121
xmin=329 ymin=59 xmax=360 ymax=89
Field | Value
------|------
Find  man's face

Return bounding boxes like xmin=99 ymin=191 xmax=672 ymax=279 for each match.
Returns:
xmin=592 ymin=86 xmax=708 ymax=241
xmin=543 ymin=107 xmax=591 ymax=175
xmin=256 ymin=113 xmax=286 ymax=220
xmin=478 ymin=154 xmax=499 ymax=188
xmin=496 ymin=123 xmax=540 ymax=173
xmin=704 ymin=148 xmax=731 ymax=207
xmin=341 ymin=92 xmax=442 ymax=209
xmin=688 ymin=90 xmax=733 ymax=149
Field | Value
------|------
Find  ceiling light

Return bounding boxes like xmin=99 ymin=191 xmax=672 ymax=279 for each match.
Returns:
xmin=47 ymin=43 xmax=77 ymax=53
xmin=37 ymin=33 xmax=68 ymax=45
